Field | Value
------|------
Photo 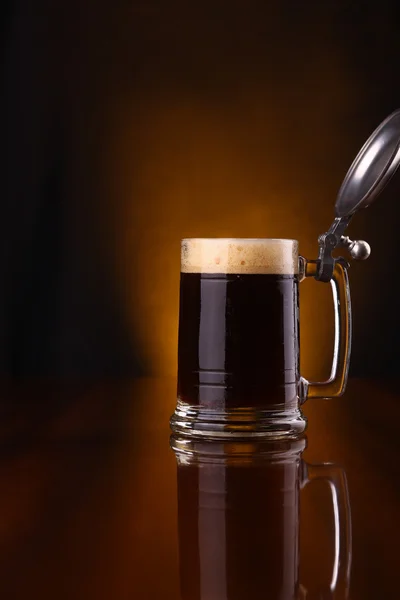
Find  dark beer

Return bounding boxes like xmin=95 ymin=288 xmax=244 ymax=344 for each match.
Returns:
xmin=177 ymin=238 xmax=300 ymax=412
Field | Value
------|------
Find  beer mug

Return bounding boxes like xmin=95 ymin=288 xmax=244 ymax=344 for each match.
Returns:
xmin=172 ymin=237 xmax=349 ymax=438
xmin=170 ymin=109 xmax=400 ymax=439
xmin=171 ymin=436 xmax=352 ymax=600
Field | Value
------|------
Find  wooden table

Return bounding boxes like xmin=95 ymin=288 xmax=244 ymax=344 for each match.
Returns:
xmin=0 ymin=378 xmax=398 ymax=599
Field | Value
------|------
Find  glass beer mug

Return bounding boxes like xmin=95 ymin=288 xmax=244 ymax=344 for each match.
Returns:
xmin=170 ymin=109 xmax=400 ymax=439
xmin=171 ymin=436 xmax=352 ymax=600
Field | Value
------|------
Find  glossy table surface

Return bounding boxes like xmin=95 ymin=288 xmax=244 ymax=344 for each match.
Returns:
xmin=0 ymin=377 xmax=398 ymax=600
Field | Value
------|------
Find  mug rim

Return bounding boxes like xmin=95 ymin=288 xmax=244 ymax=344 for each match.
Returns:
xmin=181 ymin=237 xmax=298 ymax=244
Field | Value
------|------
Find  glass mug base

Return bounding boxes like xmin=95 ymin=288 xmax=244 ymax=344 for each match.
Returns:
xmin=170 ymin=401 xmax=307 ymax=440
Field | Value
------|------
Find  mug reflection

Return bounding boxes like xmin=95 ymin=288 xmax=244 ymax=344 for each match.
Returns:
xmin=171 ymin=436 xmax=351 ymax=600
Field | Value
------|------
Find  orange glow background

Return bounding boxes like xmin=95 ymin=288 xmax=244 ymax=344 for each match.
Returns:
xmin=99 ymin=18 xmax=359 ymax=379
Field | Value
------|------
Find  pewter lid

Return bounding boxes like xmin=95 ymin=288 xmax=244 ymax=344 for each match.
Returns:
xmin=335 ymin=109 xmax=400 ymax=218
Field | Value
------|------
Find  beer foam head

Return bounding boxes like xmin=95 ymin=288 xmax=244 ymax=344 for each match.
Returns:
xmin=181 ymin=238 xmax=299 ymax=274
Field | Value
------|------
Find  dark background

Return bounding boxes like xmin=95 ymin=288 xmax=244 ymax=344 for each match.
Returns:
xmin=1 ymin=0 xmax=399 ymax=379
xmin=0 ymin=7 xmax=399 ymax=599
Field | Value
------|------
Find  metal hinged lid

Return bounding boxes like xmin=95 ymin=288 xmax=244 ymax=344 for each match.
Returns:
xmin=316 ymin=109 xmax=400 ymax=281
xmin=335 ymin=109 xmax=400 ymax=218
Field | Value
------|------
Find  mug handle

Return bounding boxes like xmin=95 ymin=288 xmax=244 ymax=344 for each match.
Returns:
xmin=300 ymin=463 xmax=352 ymax=599
xmin=299 ymin=258 xmax=352 ymax=401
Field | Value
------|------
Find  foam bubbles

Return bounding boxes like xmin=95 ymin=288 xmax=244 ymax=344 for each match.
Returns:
xmin=181 ymin=238 xmax=299 ymax=274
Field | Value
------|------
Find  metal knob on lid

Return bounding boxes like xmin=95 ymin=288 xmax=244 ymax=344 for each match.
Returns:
xmin=340 ymin=237 xmax=371 ymax=261
xmin=316 ymin=109 xmax=400 ymax=281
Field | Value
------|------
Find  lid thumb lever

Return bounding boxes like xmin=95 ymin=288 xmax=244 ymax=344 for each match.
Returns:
xmin=339 ymin=236 xmax=371 ymax=261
